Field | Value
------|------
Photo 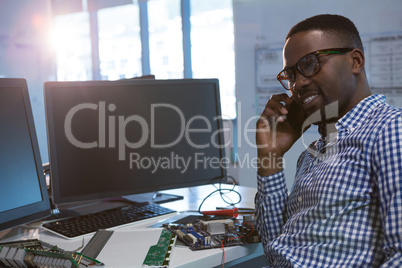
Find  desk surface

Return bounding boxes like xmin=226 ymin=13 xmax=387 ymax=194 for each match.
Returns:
xmin=0 ymin=185 xmax=264 ymax=268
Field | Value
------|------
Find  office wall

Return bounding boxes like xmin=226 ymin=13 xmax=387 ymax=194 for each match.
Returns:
xmin=0 ymin=0 xmax=55 ymax=163
xmin=233 ymin=0 xmax=402 ymax=188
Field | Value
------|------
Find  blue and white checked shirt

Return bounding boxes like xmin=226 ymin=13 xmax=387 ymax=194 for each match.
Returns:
xmin=255 ymin=94 xmax=402 ymax=267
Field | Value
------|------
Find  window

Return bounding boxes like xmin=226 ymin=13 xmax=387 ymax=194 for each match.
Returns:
xmin=51 ymin=0 xmax=236 ymax=118
xmin=52 ymin=12 xmax=92 ymax=81
xmin=98 ymin=5 xmax=142 ymax=80
xmin=148 ymin=0 xmax=183 ymax=79
xmin=190 ymin=0 xmax=236 ymax=119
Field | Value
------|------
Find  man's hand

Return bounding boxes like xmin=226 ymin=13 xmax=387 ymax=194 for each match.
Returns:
xmin=256 ymin=93 xmax=302 ymax=176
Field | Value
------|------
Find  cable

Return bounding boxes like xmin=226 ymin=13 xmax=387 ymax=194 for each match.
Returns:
xmin=221 ymin=240 xmax=225 ymax=268
xmin=242 ymin=222 xmax=255 ymax=237
xmin=198 ymin=175 xmax=242 ymax=214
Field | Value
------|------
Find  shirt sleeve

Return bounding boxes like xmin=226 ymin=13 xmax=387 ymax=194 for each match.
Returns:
xmin=372 ymin=115 xmax=402 ymax=267
xmin=255 ymin=170 xmax=288 ymax=259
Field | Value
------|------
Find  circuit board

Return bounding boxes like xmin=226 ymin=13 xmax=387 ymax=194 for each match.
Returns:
xmin=143 ymin=229 xmax=176 ymax=267
xmin=164 ymin=215 xmax=260 ymax=250
xmin=0 ymin=239 xmax=103 ymax=268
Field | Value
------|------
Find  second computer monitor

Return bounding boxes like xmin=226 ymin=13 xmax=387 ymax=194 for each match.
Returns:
xmin=0 ymin=78 xmax=50 ymax=231
xmin=45 ymin=79 xmax=227 ymax=204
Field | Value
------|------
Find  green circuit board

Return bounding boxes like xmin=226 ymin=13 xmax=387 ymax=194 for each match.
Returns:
xmin=142 ymin=229 xmax=176 ymax=267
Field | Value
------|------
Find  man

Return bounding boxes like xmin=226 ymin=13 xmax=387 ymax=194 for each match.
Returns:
xmin=255 ymin=14 xmax=402 ymax=267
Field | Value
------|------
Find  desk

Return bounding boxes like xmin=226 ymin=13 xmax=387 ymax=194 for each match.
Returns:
xmin=0 ymin=185 xmax=265 ymax=267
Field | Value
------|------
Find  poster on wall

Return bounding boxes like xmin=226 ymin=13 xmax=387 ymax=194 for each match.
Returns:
xmin=368 ymin=34 xmax=402 ymax=89
xmin=366 ymin=33 xmax=402 ymax=107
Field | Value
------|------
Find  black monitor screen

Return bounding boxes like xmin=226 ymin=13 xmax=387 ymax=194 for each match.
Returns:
xmin=45 ymin=79 xmax=227 ymax=204
xmin=0 ymin=78 xmax=50 ymax=231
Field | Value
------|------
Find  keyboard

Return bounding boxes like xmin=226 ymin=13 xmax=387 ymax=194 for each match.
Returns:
xmin=42 ymin=203 xmax=175 ymax=238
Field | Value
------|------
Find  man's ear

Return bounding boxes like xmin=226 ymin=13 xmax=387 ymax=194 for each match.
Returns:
xmin=351 ymin=49 xmax=365 ymax=74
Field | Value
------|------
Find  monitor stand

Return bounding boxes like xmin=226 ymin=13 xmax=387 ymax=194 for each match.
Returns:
xmin=122 ymin=192 xmax=183 ymax=204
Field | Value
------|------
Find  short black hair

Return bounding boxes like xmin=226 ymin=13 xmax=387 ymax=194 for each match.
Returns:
xmin=286 ymin=14 xmax=363 ymax=51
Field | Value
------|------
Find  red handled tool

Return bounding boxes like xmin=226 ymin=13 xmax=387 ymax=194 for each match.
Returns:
xmin=202 ymin=207 xmax=238 ymax=218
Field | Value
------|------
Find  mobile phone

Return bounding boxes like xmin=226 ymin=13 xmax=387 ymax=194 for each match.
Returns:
xmin=285 ymin=100 xmax=307 ymax=135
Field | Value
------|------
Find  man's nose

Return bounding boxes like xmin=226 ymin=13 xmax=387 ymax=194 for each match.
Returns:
xmin=290 ymin=70 xmax=311 ymax=94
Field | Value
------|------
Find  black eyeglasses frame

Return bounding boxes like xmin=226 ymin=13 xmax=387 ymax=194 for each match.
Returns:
xmin=277 ymin=47 xmax=354 ymax=90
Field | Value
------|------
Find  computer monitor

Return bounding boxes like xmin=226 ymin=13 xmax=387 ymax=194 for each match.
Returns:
xmin=0 ymin=78 xmax=51 ymax=231
xmin=44 ymin=79 xmax=227 ymax=205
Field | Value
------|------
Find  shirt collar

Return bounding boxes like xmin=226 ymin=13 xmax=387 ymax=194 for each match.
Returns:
xmin=315 ymin=94 xmax=385 ymax=141
xmin=336 ymin=94 xmax=385 ymax=134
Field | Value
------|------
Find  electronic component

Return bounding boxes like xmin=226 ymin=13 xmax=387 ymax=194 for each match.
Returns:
xmin=143 ymin=229 xmax=177 ymax=267
xmin=165 ymin=215 xmax=260 ymax=250
xmin=0 ymin=239 xmax=103 ymax=267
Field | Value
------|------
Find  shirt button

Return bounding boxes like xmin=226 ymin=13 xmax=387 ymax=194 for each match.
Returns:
xmin=298 ymin=196 xmax=302 ymax=202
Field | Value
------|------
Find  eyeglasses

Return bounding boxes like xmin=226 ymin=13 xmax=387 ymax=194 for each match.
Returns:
xmin=277 ymin=48 xmax=354 ymax=90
